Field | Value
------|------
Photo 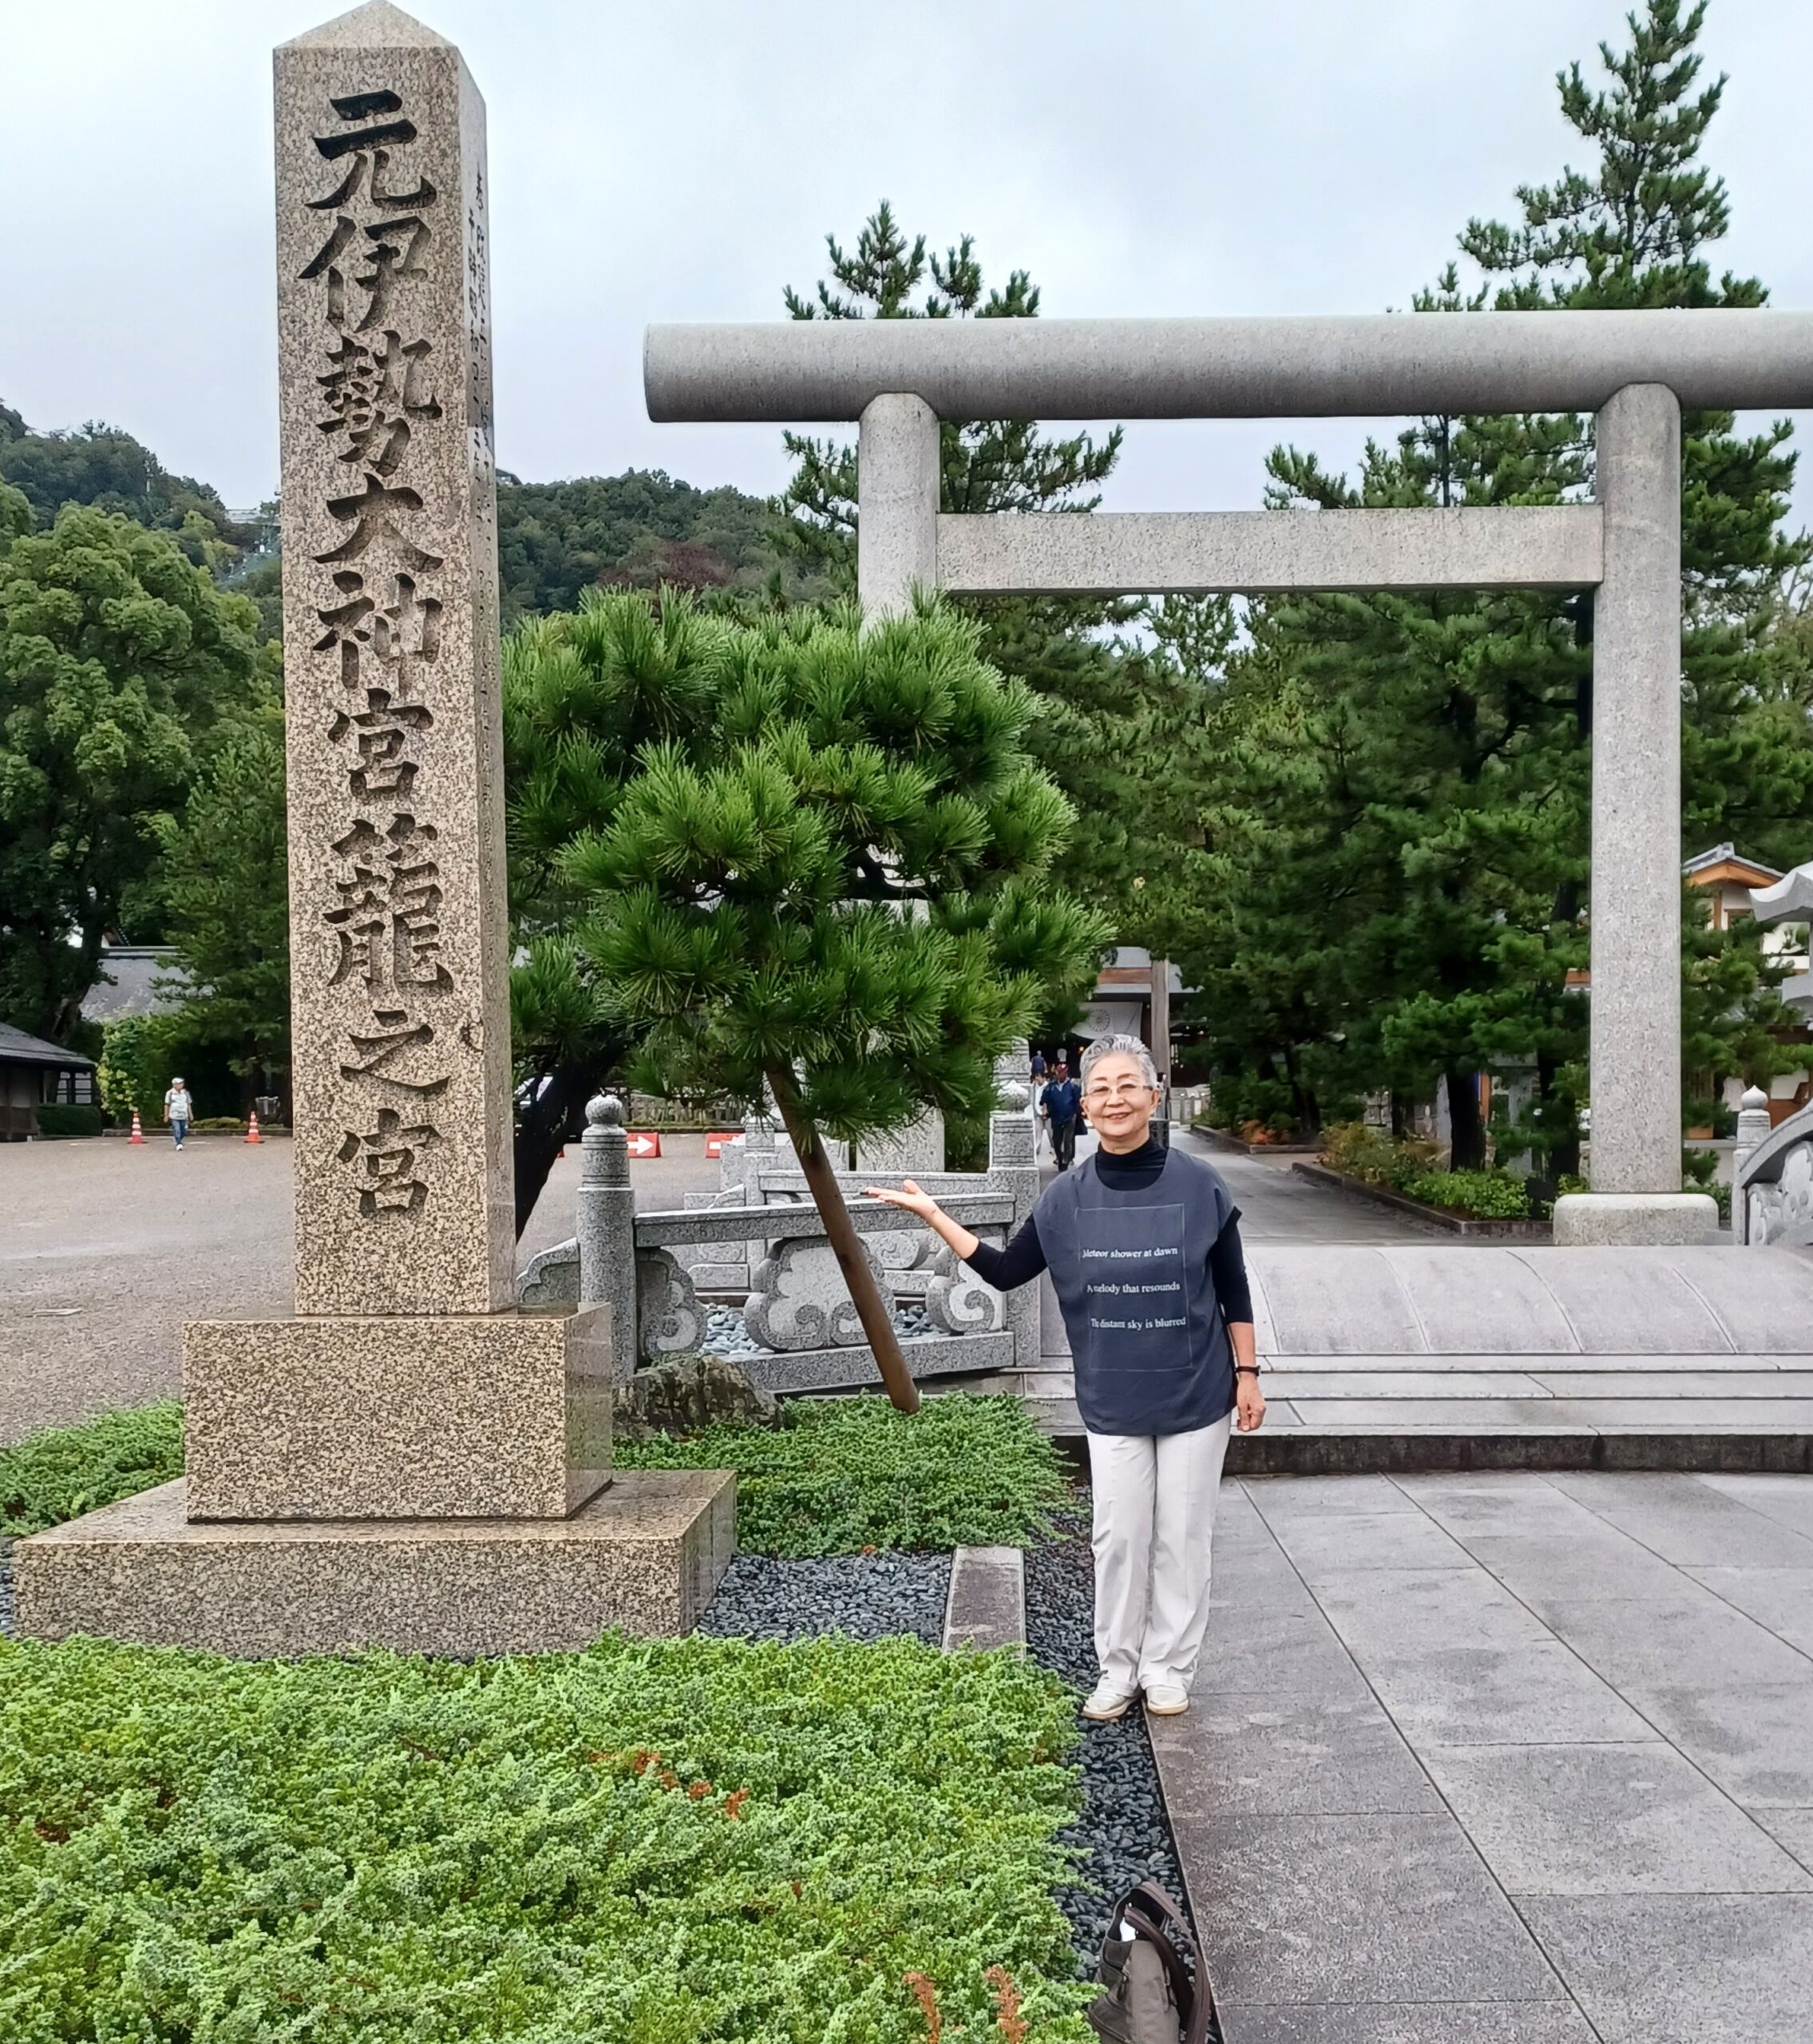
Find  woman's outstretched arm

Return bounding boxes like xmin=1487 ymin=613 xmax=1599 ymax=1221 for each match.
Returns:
xmin=862 ymin=1179 xmax=1048 ymax=1290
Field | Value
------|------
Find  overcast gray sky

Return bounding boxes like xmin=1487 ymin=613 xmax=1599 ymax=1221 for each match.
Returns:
xmin=6 ymin=0 xmax=1813 ymax=524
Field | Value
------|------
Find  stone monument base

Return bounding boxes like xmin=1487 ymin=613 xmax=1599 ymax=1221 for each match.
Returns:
xmin=184 ymin=1307 xmax=613 ymax=1521
xmin=12 ymin=1470 xmax=734 ymax=1658
xmin=1552 ymin=1190 xmax=1720 ymax=1246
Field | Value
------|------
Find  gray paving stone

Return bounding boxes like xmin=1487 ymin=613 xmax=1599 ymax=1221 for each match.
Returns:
xmin=1251 ymin=1248 xmax=1427 ymax=1354
xmin=1696 ymin=1472 xmax=1813 ymax=1539
xmin=1518 ymin=1893 xmax=1813 ymax=2043
xmin=1616 ymin=1681 xmax=1813 ymax=1808
xmin=1217 ymin=2005 xmax=1600 ymax=2044
xmin=1150 ymin=1687 xmax=1443 ymax=1818
xmin=1463 ymin=1529 xmax=1702 ymax=1605
xmin=1311 ymin=1565 xmax=1556 ymax=1656
xmin=1187 ymin=1812 xmax=1566 ymax=2006
xmin=1506 ymin=1249 xmax=1732 ymax=1355
xmin=1245 ymin=1474 xmax=1427 ymax=1517
xmin=1392 ymin=1473 xmax=1600 ymax=1538
xmin=1540 ymin=1395 xmax=1813 ymax=1431
xmin=1360 ymin=1641 xmax=1654 ymax=1746
xmin=1263 ymin=1370 xmax=1553 ymax=1400
xmin=1196 ymin=1603 xmax=1375 ymax=1702
xmin=1530 ymin=1369 xmax=1813 ymax=1398
xmin=1547 ymin=1471 xmax=1813 ymax=1566
xmin=1211 ymin=1546 xmax=1324 ymax=1612
xmin=1265 ymin=1510 xmax=1475 ymax=1578
xmin=1419 ymin=1741 xmax=1811 ymax=1895
xmin=1532 ymin=1591 xmax=1812 ymax=1693
xmin=1376 ymin=1246 xmax=1581 ymax=1354
xmin=1755 ymin=1807 xmax=1813 ymax=1872
xmin=1665 ymin=1246 xmax=1813 ymax=1354
xmin=1681 ymin=1564 xmax=1813 ymax=1656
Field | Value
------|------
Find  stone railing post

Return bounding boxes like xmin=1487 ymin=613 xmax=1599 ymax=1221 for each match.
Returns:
xmin=858 ymin=393 xmax=939 ymax=623
xmin=1732 ymin=1084 xmax=1773 ymax=1246
xmin=578 ymin=1094 xmax=639 ymax=1382
xmin=991 ymin=1079 xmax=1041 ymax=1373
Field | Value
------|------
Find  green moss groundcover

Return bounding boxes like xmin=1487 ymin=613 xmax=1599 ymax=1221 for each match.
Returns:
xmin=616 ymin=1394 xmax=1071 ymax=1557
xmin=0 ymin=1394 xmax=1068 ymax=1555
xmin=0 ymin=1402 xmax=184 ymax=1539
xmin=0 ymin=1630 xmax=1087 ymax=2043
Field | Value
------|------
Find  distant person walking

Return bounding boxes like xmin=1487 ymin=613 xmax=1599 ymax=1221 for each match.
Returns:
xmin=1041 ymin=1056 xmax=1083 ymax=1172
xmin=164 ymin=1078 xmax=192 ymax=1150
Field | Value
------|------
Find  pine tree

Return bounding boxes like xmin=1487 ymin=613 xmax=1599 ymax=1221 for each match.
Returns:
xmin=560 ymin=590 xmax=1107 ymax=1411
xmin=777 ymin=204 xmax=1154 ymax=903
xmin=1155 ymin=0 xmax=1813 ymax=1174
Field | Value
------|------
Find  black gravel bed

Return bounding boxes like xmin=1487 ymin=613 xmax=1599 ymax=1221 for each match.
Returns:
xmin=1023 ymin=1511 xmax=1197 ymax=1978
xmin=697 ymin=1549 xmax=952 ymax=1645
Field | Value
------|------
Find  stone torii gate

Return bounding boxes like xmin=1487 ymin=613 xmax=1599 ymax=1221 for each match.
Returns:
xmin=645 ymin=312 xmax=1813 ymax=1246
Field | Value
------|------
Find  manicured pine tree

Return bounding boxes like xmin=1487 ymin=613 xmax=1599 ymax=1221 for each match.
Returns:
xmin=559 ymin=590 xmax=1107 ymax=1411
xmin=777 ymin=204 xmax=1166 ymax=908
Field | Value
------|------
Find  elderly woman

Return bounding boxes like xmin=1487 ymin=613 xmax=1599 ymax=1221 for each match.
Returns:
xmin=867 ymin=1034 xmax=1263 ymax=1721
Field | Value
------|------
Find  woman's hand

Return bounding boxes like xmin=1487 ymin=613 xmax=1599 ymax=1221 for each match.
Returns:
xmin=862 ymin=1177 xmax=942 ymax=1222
xmin=863 ymin=1179 xmax=981 ymax=1262
xmin=1235 ymin=1373 xmax=1266 ymax=1433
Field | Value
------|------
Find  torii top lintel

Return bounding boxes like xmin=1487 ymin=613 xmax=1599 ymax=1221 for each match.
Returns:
xmin=643 ymin=310 xmax=1813 ymax=424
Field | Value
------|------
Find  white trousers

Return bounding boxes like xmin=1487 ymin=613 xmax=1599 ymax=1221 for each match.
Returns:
xmin=1086 ymin=1416 xmax=1234 ymax=1695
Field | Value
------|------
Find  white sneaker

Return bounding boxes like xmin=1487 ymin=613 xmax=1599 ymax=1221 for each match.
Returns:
xmin=1081 ymin=1682 xmax=1138 ymax=1722
xmin=1143 ymin=1684 xmax=1190 ymax=1716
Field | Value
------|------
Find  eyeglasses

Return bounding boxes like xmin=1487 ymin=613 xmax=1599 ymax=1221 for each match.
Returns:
xmin=1084 ymin=1082 xmax=1154 ymax=1103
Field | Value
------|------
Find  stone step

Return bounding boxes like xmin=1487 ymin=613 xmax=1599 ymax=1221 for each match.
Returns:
xmin=940 ymin=1545 xmax=1025 ymax=1651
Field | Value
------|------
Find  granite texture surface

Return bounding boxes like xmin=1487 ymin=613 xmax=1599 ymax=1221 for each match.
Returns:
xmin=1551 ymin=1192 xmax=1717 ymax=1246
xmin=183 ymin=1305 xmax=612 ymax=1519
xmin=857 ymin=392 xmax=938 ymax=620
xmin=14 ymin=1469 xmax=734 ymax=1655
xmin=277 ymin=2 xmax=516 ymax=1316
xmin=1587 ymin=385 xmax=1684 ymax=1199
xmin=938 ymin=506 xmax=1603 ymax=598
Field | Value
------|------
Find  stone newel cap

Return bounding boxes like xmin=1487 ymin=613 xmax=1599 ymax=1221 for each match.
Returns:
xmin=281 ymin=1 xmax=452 ymax=50
xmin=587 ymin=1094 xmax=626 ymax=1129
xmin=1740 ymin=1085 xmax=1771 ymax=1111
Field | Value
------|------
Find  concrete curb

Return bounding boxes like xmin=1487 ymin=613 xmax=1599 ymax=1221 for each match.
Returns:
xmin=941 ymin=1545 xmax=1025 ymax=1651
xmin=1225 ymin=1429 xmax=1813 ymax=1476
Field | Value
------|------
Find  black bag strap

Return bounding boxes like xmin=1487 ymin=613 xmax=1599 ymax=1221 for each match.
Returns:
xmin=1114 ymin=1883 xmax=1212 ymax=2044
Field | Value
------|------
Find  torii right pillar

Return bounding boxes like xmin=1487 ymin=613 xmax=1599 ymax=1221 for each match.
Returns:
xmin=1554 ymin=382 xmax=1717 ymax=1246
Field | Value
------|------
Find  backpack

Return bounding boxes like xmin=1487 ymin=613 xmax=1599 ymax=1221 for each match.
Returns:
xmin=1086 ymin=1881 xmax=1213 ymax=2044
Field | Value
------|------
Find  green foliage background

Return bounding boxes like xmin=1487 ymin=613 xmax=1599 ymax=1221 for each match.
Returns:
xmin=0 ymin=1403 xmax=184 ymax=1539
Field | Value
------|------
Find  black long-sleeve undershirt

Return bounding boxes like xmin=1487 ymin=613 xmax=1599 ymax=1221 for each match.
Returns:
xmin=961 ymin=1135 xmax=1254 ymax=1325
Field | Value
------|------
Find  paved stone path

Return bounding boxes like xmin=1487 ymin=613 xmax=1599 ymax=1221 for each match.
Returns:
xmin=1154 ymin=1471 xmax=1813 ymax=2042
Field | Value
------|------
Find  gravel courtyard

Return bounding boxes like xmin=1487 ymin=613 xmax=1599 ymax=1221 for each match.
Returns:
xmin=0 ymin=1132 xmax=724 ymax=1446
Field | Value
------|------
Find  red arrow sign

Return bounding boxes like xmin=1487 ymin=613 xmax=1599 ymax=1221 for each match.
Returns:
xmin=625 ymin=1131 xmax=662 ymax=1158
xmin=704 ymin=1131 xmax=742 ymax=1159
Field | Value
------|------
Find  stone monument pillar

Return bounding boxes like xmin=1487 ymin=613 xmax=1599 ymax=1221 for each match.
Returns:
xmin=11 ymin=2 xmax=734 ymax=1655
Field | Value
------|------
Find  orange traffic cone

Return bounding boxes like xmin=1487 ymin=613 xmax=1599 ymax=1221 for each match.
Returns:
xmin=129 ymin=1109 xmax=144 ymax=1144
xmin=246 ymin=1111 xmax=263 ymax=1144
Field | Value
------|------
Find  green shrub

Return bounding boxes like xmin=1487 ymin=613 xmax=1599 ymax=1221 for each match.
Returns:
xmin=0 ymin=1403 xmax=184 ymax=1537
xmin=1401 ymin=1168 xmax=1531 ymax=1219
xmin=0 ymin=1631 xmax=1090 ymax=2044
xmin=31 ymin=1104 xmax=102 ymax=1138
xmin=617 ymin=1393 xmax=1071 ymax=1556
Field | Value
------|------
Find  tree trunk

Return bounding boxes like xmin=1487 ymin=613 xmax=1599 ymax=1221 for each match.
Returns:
xmin=766 ymin=1065 xmax=921 ymax=1416
xmin=513 ymin=1056 xmax=616 ymax=1238
xmin=1445 ymin=1068 xmax=1485 ymax=1171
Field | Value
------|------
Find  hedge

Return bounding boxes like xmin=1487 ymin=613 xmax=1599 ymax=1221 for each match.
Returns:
xmin=0 ymin=1404 xmax=184 ymax=1539
xmin=31 ymin=1105 xmax=103 ymax=1139
xmin=0 ymin=1631 xmax=1089 ymax=2043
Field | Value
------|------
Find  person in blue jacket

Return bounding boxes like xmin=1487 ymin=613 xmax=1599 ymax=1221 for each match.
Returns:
xmin=866 ymin=1034 xmax=1264 ymax=1721
xmin=1039 ymin=1056 xmax=1083 ymax=1172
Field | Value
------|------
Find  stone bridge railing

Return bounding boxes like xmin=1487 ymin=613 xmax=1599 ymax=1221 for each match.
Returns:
xmin=517 ymin=1087 xmax=1040 ymax=1393
xmin=1734 ymin=1085 xmax=1813 ymax=1248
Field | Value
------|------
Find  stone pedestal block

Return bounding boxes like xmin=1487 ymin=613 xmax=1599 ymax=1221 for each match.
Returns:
xmin=1552 ymin=1192 xmax=1720 ymax=1247
xmin=14 ymin=1472 xmax=734 ymax=1657
xmin=184 ymin=1306 xmax=612 ymax=1520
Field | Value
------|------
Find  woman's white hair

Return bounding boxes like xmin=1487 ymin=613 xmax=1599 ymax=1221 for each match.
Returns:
xmin=1079 ymin=1033 xmax=1160 ymax=1089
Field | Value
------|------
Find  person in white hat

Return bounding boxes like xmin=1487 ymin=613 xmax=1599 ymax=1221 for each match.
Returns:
xmin=163 ymin=1077 xmax=193 ymax=1150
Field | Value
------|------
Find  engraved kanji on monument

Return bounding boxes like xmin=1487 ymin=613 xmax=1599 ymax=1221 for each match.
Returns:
xmin=275 ymin=0 xmax=512 ymax=1317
